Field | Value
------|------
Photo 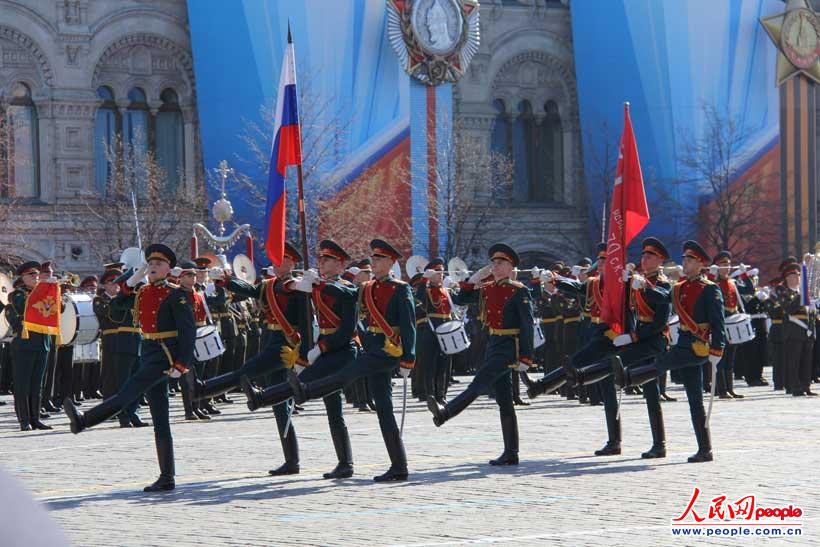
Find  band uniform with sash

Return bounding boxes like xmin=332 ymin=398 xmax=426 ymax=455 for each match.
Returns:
xmin=414 ymin=257 xmax=455 ymax=405
xmin=775 ymin=261 xmax=817 ymax=397
xmin=93 ymin=266 xmax=145 ymax=428
xmin=613 ymin=240 xmax=726 ymax=464
xmin=64 ymin=244 xmax=196 ymax=492
xmin=711 ymin=251 xmax=752 ymax=399
xmin=258 ymin=239 xmax=416 ymax=482
xmin=428 ymin=243 xmax=535 ymax=467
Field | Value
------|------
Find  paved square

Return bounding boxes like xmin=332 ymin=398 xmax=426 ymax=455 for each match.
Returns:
xmin=0 ymin=372 xmax=816 ymax=546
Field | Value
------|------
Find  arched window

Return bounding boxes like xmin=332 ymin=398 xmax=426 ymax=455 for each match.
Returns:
xmin=156 ymin=88 xmax=184 ymax=190
xmin=511 ymin=100 xmax=533 ymax=202
xmin=124 ymin=87 xmax=149 ymax=156
xmin=94 ymin=86 xmax=118 ymax=194
xmin=0 ymin=83 xmax=39 ymax=198
xmin=490 ymin=99 xmax=511 ymax=157
xmin=540 ymin=101 xmax=563 ymax=203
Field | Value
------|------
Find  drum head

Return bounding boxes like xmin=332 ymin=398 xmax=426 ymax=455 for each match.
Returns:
xmin=726 ymin=313 xmax=749 ymax=325
xmin=59 ymin=298 xmax=78 ymax=346
xmin=435 ymin=320 xmax=463 ymax=335
xmin=197 ymin=325 xmax=216 ymax=337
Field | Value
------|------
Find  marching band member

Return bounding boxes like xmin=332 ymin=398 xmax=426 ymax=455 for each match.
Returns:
xmin=64 ymin=243 xmax=197 ymax=492
xmin=94 ymin=267 xmax=146 ymax=427
xmin=710 ymin=251 xmax=750 ymax=399
xmin=176 ymin=260 xmax=211 ymax=421
xmin=776 ymin=262 xmax=817 ymax=397
xmin=245 ymin=239 xmax=416 ymax=482
xmin=415 ymin=258 xmax=454 ymax=405
xmin=5 ymin=261 xmax=53 ymax=431
xmin=613 ymin=240 xmax=726 ymax=463
xmin=427 ymin=244 xmax=534 ymax=466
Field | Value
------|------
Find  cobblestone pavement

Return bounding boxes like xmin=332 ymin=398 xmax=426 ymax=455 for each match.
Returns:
xmin=0 ymin=371 xmax=816 ymax=546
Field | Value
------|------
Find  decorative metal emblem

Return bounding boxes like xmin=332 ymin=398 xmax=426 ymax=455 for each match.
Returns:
xmin=194 ymin=160 xmax=250 ymax=257
xmin=387 ymin=0 xmax=480 ymax=86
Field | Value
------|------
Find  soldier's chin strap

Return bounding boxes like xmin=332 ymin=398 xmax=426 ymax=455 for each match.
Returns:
xmin=706 ymin=360 xmax=717 ymax=429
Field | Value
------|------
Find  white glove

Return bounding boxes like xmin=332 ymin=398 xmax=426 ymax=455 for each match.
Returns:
xmin=631 ymin=274 xmax=645 ymax=290
xmin=294 ymin=269 xmax=319 ymax=293
xmin=169 ymin=267 xmax=182 ymax=277
xmin=399 ymin=367 xmax=411 ymax=379
xmin=208 ymin=268 xmax=224 ymax=281
xmin=346 ymin=266 xmax=361 ymax=276
xmin=613 ymin=334 xmax=633 ymax=347
xmin=294 ymin=364 xmax=305 ymax=375
xmin=126 ymin=264 xmax=149 ymax=287
xmin=748 ymin=268 xmax=759 ymax=277
xmin=205 ymin=282 xmax=217 ymax=296
xmin=45 ymin=276 xmax=58 ymax=284
xmin=443 ymin=276 xmax=455 ymax=289
xmin=571 ymin=265 xmax=582 ymax=277
xmin=468 ymin=264 xmax=492 ymax=285
xmin=307 ymin=345 xmax=322 ymax=365
xmin=709 ymin=264 xmax=719 ymax=277
xmin=515 ymin=361 xmax=530 ymax=372
xmin=755 ymin=289 xmax=768 ymax=301
xmin=168 ymin=368 xmax=182 ymax=379
xmin=621 ymin=269 xmax=631 ymax=282
xmin=530 ymin=267 xmax=541 ymax=280
xmin=423 ymin=269 xmax=436 ymax=279
xmin=541 ymin=270 xmax=555 ymax=283
xmin=708 ymin=354 xmax=722 ymax=367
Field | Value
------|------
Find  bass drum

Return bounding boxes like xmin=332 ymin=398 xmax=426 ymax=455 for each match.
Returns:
xmin=60 ymin=293 xmax=100 ymax=346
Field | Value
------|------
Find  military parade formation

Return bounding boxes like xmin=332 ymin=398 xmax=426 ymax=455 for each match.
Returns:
xmin=0 ymin=234 xmax=818 ymax=493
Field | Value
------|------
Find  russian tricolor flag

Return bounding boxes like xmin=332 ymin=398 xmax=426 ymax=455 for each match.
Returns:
xmin=265 ymin=29 xmax=302 ymax=266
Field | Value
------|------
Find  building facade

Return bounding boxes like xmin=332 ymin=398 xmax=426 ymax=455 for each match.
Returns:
xmin=455 ymin=0 xmax=589 ymax=267
xmin=0 ymin=0 xmax=202 ymax=272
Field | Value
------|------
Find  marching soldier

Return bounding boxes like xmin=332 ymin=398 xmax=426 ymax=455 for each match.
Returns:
xmin=709 ymin=251 xmax=750 ymax=399
xmin=195 ymin=242 xmax=306 ymax=475
xmin=274 ymin=239 xmax=359 ymax=479
xmin=427 ymin=244 xmax=535 ymax=466
xmin=79 ymin=275 xmax=102 ymax=400
xmin=5 ymin=261 xmax=53 ymax=431
xmin=176 ymin=260 xmax=211 ymax=421
xmin=415 ymin=258 xmax=454 ymax=404
xmin=776 ymin=262 xmax=817 ymax=397
xmin=94 ymin=267 xmax=146 ymax=427
xmin=739 ymin=276 xmax=770 ymax=387
xmin=245 ymin=239 xmax=416 ymax=482
xmin=613 ymin=240 xmax=726 ymax=463
xmin=65 ymin=243 xmax=197 ymax=492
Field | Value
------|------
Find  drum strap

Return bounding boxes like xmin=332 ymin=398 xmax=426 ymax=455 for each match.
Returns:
xmin=196 ymin=289 xmax=214 ymax=325
xmin=672 ymin=283 xmax=710 ymax=344
xmin=264 ymin=277 xmax=300 ymax=346
xmin=364 ymin=281 xmax=399 ymax=345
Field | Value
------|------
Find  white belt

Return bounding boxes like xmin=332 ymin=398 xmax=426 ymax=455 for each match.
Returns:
xmin=749 ymin=313 xmax=768 ymax=320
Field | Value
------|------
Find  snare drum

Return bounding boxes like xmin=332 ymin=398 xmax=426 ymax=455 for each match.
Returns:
xmin=74 ymin=340 xmax=100 ymax=363
xmin=60 ymin=293 xmax=100 ymax=346
xmin=0 ymin=312 xmax=11 ymax=343
xmin=725 ymin=313 xmax=754 ymax=345
xmin=668 ymin=315 xmax=680 ymax=345
xmin=194 ymin=325 xmax=226 ymax=361
xmin=434 ymin=320 xmax=471 ymax=355
xmin=533 ymin=319 xmax=546 ymax=349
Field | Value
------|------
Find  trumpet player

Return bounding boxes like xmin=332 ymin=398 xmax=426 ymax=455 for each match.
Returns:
xmin=64 ymin=243 xmax=198 ymax=492
xmin=427 ymin=244 xmax=535 ymax=466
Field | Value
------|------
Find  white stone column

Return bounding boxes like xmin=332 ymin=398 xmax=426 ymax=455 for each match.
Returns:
xmin=182 ymin=107 xmax=196 ymax=195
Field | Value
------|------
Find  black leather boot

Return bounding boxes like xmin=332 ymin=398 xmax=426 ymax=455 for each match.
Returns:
xmin=717 ymin=369 xmax=731 ymax=398
xmin=565 ymin=358 xmax=614 ymax=388
xmin=687 ymin=415 xmax=713 ymax=463
xmin=594 ymin=405 xmax=621 ymax=456
xmin=269 ymin=410 xmax=300 ymax=476
xmin=17 ymin=397 xmax=32 ymax=432
xmin=521 ymin=366 xmax=567 ymax=400
xmin=489 ymin=413 xmax=519 ymax=465
xmin=641 ymin=408 xmax=666 ymax=458
xmin=30 ymin=390 xmax=52 ymax=430
xmin=242 ymin=375 xmax=295 ymax=411
xmin=64 ymin=396 xmax=122 ymax=434
xmin=613 ymin=358 xmax=658 ymax=390
xmin=373 ymin=430 xmax=408 ymax=482
xmin=427 ymin=385 xmax=479 ymax=427
xmin=726 ymin=373 xmax=744 ymax=399
xmin=196 ymin=371 xmax=238 ymax=401
xmin=144 ymin=437 xmax=175 ymax=492
xmin=130 ymin=414 xmax=149 ymax=428
xmin=323 ymin=425 xmax=354 ymax=479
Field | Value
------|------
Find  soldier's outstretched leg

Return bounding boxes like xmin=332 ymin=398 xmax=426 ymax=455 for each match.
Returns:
xmin=489 ymin=370 xmax=518 ymax=466
xmin=520 ymin=356 xmax=569 ymax=399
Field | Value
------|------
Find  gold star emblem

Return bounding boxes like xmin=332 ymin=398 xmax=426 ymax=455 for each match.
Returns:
xmin=760 ymin=0 xmax=820 ymax=85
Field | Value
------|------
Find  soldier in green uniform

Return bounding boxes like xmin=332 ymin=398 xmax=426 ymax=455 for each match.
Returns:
xmin=613 ymin=240 xmax=726 ymax=463
xmin=777 ymin=262 xmax=817 ymax=396
xmin=428 ymin=244 xmax=535 ymax=466
xmin=5 ymin=261 xmax=53 ymax=431
xmin=244 ymin=239 xmax=416 ymax=482
xmin=94 ymin=267 xmax=146 ymax=427
xmin=64 ymin=244 xmax=197 ymax=492
xmin=414 ymin=258 xmax=455 ymax=404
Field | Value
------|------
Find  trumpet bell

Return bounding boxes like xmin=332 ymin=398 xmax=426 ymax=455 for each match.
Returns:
xmin=390 ymin=261 xmax=402 ymax=280
xmin=406 ymin=255 xmax=427 ymax=278
xmin=448 ymin=257 xmax=469 ymax=277
xmin=119 ymin=247 xmax=145 ymax=270
xmin=232 ymin=253 xmax=256 ymax=284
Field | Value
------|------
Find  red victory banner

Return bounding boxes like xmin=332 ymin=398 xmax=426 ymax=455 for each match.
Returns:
xmin=601 ymin=103 xmax=649 ymax=333
xmin=23 ymin=280 xmax=62 ymax=341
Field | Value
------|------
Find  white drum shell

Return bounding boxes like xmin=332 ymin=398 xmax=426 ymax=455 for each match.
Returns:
xmin=726 ymin=313 xmax=754 ymax=345
xmin=73 ymin=340 xmax=100 ymax=363
xmin=533 ymin=320 xmax=546 ymax=349
xmin=434 ymin=320 xmax=471 ymax=355
xmin=194 ymin=326 xmax=226 ymax=361
xmin=60 ymin=293 xmax=99 ymax=346
xmin=668 ymin=315 xmax=680 ymax=345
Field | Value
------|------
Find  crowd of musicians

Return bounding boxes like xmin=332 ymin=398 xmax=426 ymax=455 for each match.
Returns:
xmin=0 ymin=236 xmax=817 ymax=492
